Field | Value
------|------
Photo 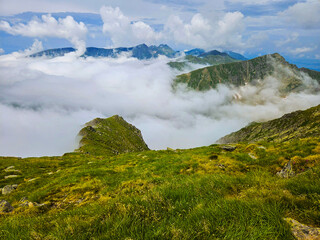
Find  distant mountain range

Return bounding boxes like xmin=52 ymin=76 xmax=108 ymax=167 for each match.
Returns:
xmin=29 ymin=44 xmax=247 ymax=62
xmin=30 ymin=44 xmax=176 ymax=60
xmin=174 ymin=53 xmax=320 ymax=93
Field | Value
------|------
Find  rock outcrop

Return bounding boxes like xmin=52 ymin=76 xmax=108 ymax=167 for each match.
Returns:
xmin=2 ymin=184 xmax=18 ymax=195
xmin=285 ymin=218 xmax=320 ymax=240
xmin=0 ymin=200 xmax=13 ymax=213
xmin=76 ymin=115 xmax=149 ymax=155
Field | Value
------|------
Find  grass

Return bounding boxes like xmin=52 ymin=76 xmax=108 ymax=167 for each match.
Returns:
xmin=0 ymin=138 xmax=319 ymax=239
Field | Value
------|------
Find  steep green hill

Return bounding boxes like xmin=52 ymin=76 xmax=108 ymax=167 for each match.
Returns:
xmin=174 ymin=53 xmax=320 ymax=92
xmin=217 ymin=104 xmax=320 ymax=144
xmin=76 ymin=115 xmax=149 ymax=155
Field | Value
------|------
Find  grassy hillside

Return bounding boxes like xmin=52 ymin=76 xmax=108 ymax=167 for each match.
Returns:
xmin=174 ymin=53 xmax=320 ymax=92
xmin=217 ymin=104 xmax=320 ymax=144
xmin=0 ymin=109 xmax=320 ymax=239
xmin=1 ymin=138 xmax=320 ymax=239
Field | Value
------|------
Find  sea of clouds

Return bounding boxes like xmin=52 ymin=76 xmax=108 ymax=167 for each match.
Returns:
xmin=0 ymin=49 xmax=320 ymax=157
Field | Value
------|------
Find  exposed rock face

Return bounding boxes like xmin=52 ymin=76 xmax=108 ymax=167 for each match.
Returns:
xmin=174 ymin=53 xmax=320 ymax=92
xmin=276 ymin=160 xmax=295 ymax=178
xmin=285 ymin=218 xmax=320 ymax=240
xmin=0 ymin=200 xmax=13 ymax=213
xmin=217 ymin=104 xmax=320 ymax=144
xmin=2 ymin=184 xmax=18 ymax=195
xmin=76 ymin=115 xmax=149 ymax=155
xmin=220 ymin=145 xmax=237 ymax=152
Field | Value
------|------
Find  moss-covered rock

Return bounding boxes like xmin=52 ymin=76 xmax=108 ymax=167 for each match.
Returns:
xmin=75 ymin=115 xmax=149 ymax=155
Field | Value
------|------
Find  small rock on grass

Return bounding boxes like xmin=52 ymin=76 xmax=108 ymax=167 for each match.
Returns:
xmin=2 ymin=184 xmax=18 ymax=195
xmin=4 ymin=175 xmax=19 ymax=179
xmin=285 ymin=218 xmax=320 ymax=240
xmin=0 ymin=200 xmax=14 ymax=213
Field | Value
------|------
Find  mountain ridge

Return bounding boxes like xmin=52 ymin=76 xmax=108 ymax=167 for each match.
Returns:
xmin=217 ymin=104 xmax=320 ymax=144
xmin=174 ymin=53 xmax=320 ymax=92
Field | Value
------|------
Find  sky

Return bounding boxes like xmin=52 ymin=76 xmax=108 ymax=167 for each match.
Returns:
xmin=0 ymin=0 xmax=319 ymax=69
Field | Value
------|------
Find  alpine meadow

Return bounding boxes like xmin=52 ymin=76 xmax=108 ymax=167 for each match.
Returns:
xmin=0 ymin=0 xmax=320 ymax=239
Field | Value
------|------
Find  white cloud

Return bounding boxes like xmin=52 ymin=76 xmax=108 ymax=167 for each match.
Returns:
xmin=0 ymin=48 xmax=4 ymax=54
xmin=226 ymin=0 xmax=287 ymax=5
xmin=0 ymin=15 xmax=88 ymax=55
xmin=288 ymin=47 xmax=315 ymax=55
xmin=280 ymin=0 xmax=320 ymax=29
xmin=0 ymin=0 xmax=95 ymax=15
xmin=99 ymin=5 xmax=245 ymax=50
xmin=0 ymin=53 xmax=319 ymax=157
xmin=100 ymin=6 xmax=162 ymax=47
xmin=275 ymin=32 xmax=299 ymax=47
xmin=165 ymin=11 xmax=245 ymax=49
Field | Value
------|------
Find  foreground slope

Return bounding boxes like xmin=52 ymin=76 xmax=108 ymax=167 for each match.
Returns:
xmin=174 ymin=53 xmax=320 ymax=92
xmin=0 ymin=109 xmax=319 ymax=239
xmin=217 ymin=104 xmax=320 ymax=144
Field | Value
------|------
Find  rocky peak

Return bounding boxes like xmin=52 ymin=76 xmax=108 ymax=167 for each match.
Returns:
xmin=76 ymin=115 xmax=149 ymax=155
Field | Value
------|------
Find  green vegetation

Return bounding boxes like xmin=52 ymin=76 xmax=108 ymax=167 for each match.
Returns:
xmin=76 ymin=115 xmax=149 ymax=155
xmin=217 ymin=104 xmax=320 ymax=144
xmin=168 ymin=54 xmax=238 ymax=71
xmin=174 ymin=53 xmax=320 ymax=92
xmin=0 ymin=107 xmax=320 ymax=239
xmin=1 ymin=139 xmax=320 ymax=239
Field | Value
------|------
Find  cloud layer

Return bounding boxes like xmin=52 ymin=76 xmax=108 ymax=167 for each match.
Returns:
xmin=0 ymin=51 xmax=319 ymax=157
xmin=100 ymin=6 xmax=245 ymax=50
xmin=0 ymin=14 xmax=87 ymax=55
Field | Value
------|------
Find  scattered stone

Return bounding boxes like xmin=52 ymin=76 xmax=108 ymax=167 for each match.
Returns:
xmin=19 ymin=197 xmax=30 ymax=207
xmin=4 ymin=166 xmax=21 ymax=173
xmin=2 ymin=184 xmax=18 ymax=195
xmin=277 ymin=160 xmax=295 ymax=178
xmin=0 ymin=200 xmax=14 ymax=213
xmin=221 ymin=145 xmax=237 ymax=152
xmin=4 ymin=175 xmax=19 ymax=179
xmin=285 ymin=218 xmax=320 ymax=240
xmin=215 ymin=164 xmax=226 ymax=169
xmin=27 ymin=178 xmax=39 ymax=182
xmin=47 ymin=172 xmax=53 ymax=175
xmin=248 ymin=153 xmax=257 ymax=159
xmin=5 ymin=166 xmax=15 ymax=170
xmin=33 ymin=202 xmax=46 ymax=207
xmin=209 ymin=154 xmax=218 ymax=160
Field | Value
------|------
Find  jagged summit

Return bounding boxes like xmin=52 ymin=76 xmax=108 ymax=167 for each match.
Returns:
xmin=29 ymin=44 xmax=178 ymax=60
xmin=76 ymin=115 xmax=149 ymax=155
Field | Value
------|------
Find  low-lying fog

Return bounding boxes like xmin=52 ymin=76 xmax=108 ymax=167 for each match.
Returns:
xmin=1 ymin=52 xmax=319 ymax=157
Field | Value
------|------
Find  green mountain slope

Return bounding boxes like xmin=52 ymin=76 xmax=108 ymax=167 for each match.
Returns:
xmin=76 ymin=115 xmax=149 ymax=155
xmin=217 ymin=104 xmax=320 ymax=144
xmin=168 ymin=54 xmax=238 ymax=71
xmin=174 ymin=53 xmax=320 ymax=92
